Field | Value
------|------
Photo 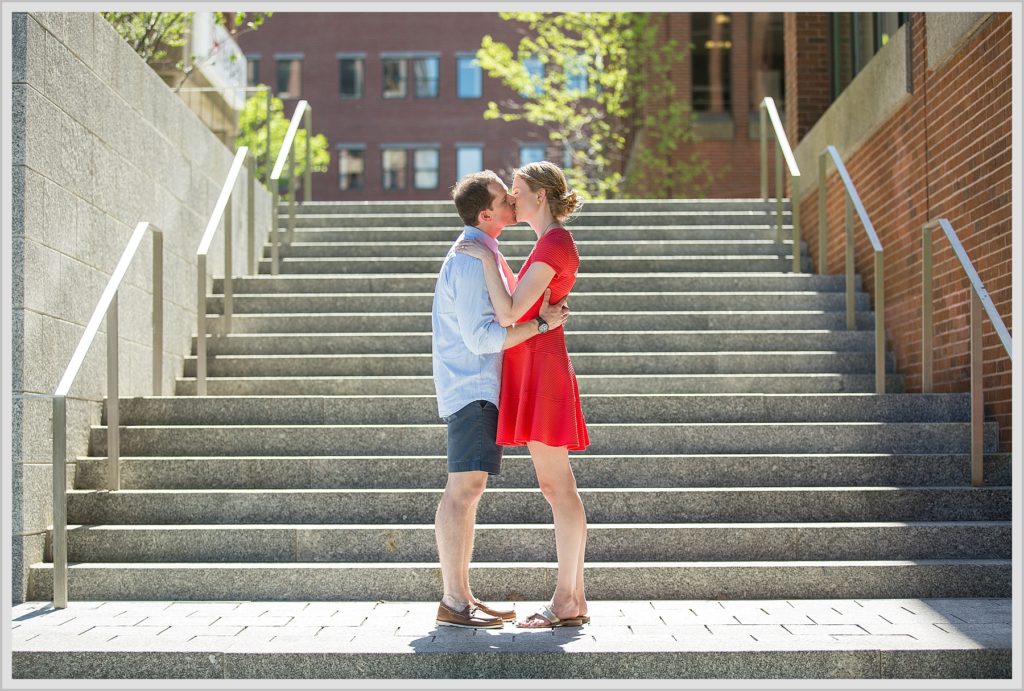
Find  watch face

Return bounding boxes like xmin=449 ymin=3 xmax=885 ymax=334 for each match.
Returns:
xmin=538 ymin=322 xmax=549 ymax=333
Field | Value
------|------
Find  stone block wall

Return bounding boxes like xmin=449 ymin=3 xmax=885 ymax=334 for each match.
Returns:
xmin=10 ymin=12 xmax=275 ymax=603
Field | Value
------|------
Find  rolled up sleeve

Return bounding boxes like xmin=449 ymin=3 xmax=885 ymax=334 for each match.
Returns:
xmin=452 ymin=258 xmax=507 ymax=355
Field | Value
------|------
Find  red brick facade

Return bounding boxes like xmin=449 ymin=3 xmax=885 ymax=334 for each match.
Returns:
xmin=784 ymin=13 xmax=830 ymax=143
xmin=792 ymin=13 xmax=1013 ymax=451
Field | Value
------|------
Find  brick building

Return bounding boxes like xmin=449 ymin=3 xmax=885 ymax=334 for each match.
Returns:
xmin=236 ymin=12 xmax=789 ymax=201
xmin=785 ymin=12 xmax=1013 ymax=452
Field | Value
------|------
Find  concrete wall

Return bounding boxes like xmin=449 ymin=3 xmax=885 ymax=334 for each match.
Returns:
xmin=790 ymin=12 xmax=1013 ymax=452
xmin=10 ymin=12 xmax=275 ymax=603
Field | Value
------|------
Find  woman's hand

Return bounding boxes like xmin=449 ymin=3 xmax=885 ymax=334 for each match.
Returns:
xmin=455 ymin=240 xmax=491 ymax=261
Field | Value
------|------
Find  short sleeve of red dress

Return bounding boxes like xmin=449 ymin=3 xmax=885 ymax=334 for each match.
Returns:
xmin=526 ymin=228 xmax=579 ymax=305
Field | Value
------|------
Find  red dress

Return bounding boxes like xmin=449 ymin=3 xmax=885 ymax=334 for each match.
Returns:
xmin=496 ymin=227 xmax=590 ymax=451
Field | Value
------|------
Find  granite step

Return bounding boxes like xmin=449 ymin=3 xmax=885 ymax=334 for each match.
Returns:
xmin=64 ymin=486 xmax=1010 ymax=525
xmin=206 ymin=310 xmax=880 ymax=334
xmin=213 ymin=272 xmax=862 ymax=294
xmin=104 ymin=393 xmax=972 ymax=427
xmin=279 ymin=198 xmax=791 ymax=213
xmin=181 ymin=351 xmax=898 ymax=378
xmin=265 ymin=239 xmax=808 ymax=259
xmin=26 ymin=560 xmax=1011 ymax=601
xmin=275 ymin=210 xmax=793 ymax=228
xmin=74 ymin=453 xmax=1013 ymax=491
xmin=175 ymin=372 xmax=907 ymax=396
xmin=11 ymin=597 xmax=1010 ymax=680
xmin=284 ymin=225 xmax=797 ymax=243
xmin=257 ymin=255 xmax=814 ymax=274
xmin=205 ymin=290 xmax=869 ymax=314
xmin=51 ymin=522 xmax=1012 ymax=563
xmin=194 ymin=330 xmax=883 ymax=356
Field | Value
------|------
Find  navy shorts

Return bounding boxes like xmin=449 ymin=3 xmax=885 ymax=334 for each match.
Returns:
xmin=443 ymin=400 xmax=503 ymax=475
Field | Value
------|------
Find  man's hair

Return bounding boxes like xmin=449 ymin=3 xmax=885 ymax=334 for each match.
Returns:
xmin=452 ymin=170 xmax=502 ymax=227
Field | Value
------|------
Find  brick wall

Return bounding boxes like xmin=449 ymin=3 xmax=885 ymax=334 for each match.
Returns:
xmin=784 ymin=13 xmax=830 ymax=143
xmin=796 ymin=13 xmax=1013 ymax=451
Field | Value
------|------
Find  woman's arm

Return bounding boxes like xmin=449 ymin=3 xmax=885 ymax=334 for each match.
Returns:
xmin=456 ymin=241 xmax=556 ymax=327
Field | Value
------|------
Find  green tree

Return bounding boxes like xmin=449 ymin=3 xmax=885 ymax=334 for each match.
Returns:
xmin=101 ymin=12 xmax=272 ymax=90
xmin=234 ymin=93 xmax=330 ymax=198
xmin=477 ymin=12 xmax=712 ymax=199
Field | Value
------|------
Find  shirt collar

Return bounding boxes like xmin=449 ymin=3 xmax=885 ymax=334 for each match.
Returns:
xmin=463 ymin=225 xmax=500 ymax=252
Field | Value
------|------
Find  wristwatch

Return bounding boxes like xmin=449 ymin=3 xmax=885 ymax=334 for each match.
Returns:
xmin=535 ymin=316 xmax=549 ymax=334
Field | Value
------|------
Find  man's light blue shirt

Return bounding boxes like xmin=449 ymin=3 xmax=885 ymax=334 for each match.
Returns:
xmin=431 ymin=226 xmax=508 ymax=418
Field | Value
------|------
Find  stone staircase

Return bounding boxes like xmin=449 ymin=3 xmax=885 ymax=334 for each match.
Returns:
xmin=30 ymin=199 xmax=1011 ymax=606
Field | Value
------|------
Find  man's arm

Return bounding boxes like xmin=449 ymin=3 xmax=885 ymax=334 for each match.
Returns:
xmin=500 ymin=289 xmax=569 ymax=350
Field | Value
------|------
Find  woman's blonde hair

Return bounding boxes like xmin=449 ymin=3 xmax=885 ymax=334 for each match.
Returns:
xmin=513 ymin=160 xmax=583 ymax=222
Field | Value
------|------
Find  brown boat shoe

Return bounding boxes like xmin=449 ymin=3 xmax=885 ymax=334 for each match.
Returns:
xmin=436 ymin=601 xmax=505 ymax=629
xmin=472 ymin=600 xmax=516 ymax=622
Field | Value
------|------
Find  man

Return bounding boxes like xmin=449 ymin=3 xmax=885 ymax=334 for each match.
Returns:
xmin=431 ymin=170 xmax=569 ymax=629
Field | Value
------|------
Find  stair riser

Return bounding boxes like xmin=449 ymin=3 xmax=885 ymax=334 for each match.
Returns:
xmin=66 ymin=486 xmax=1010 ymax=524
xmin=208 ymin=293 xmax=872 ymax=314
xmin=195 ymin=332 xmax=882 ymax=356
xmin=107 ymin=394 xmax=971 ymax=426
xmin=174 ymin=373 xmax=907 ymax=396
xmin=55 ymin=525 xmax=1011 ymax=563
xmin=214 ymin=274 xmax=863 ymax=294
xmin=208 ymin=312 xmax=880 ymax=333
xmin=182 ymin=352 xmax=897 ymax=377
xmin=27 ymin=562 xmax=1011 ymax=601
xmin=280 ymin=200 xmax=792 ymax=213
xmin=257 ymin=257 xmax=814 ymax=274
xmin=286 ymin=227 xmax=797 ymax=243
xmin=75 ymin=454 xmax=1012 ymax=491
xmin=268 ymin=240 xmax=808 ymax=259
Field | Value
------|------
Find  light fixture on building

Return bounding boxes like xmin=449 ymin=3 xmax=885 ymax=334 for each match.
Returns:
xmin=715 ymin=13 xmax=732 ymax=25
xmin=704 ymin=40 xmax=733 ymax=50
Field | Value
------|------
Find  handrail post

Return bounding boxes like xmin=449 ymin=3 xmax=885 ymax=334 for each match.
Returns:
xmin=874 ymin=251 xmax=886 ymax=394
xmin=304 ymin=106 xmax=312 ymax=204
xmin=152 ymin=229 xmax=163 ymax=396
xmin=106 ymin=296 xmax=119 ymax=490
xmin=288 ymin=143 xmax=296 ymax=244
xmin=921 ymin=224 xmax=934 ymax=392
xmin=791 ymin=176 xmax=801 ymax=274
xmin=845 ymin=194 xmax=855 ymax=330
xmin=970 ymin=290 xmax=984 ymax=486
xmin=271 ymin=187 xmax=280 ymax=275
xmin=224 ymin=190 xmax=233 ymax=334
xmin=52 ymin=395 xmax=68 ymax=608
xmin=264 ymin=87 xmax=273 ymax=182
xmin=247 ymin=154 xmax=256 ymax=276
xmin=775 ymin=137 xmax=784 ymax=245
xmin=760 ymin=105 xmax=768 ymax=200
xmin=196 ymin=254 xmax=207 ymax=396
xmin=817 ymin=154 xmax=827 ymax=274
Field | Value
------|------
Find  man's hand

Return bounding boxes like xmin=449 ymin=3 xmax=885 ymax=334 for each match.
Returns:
xmin=538 ymin=288 xmax=569 ymax=330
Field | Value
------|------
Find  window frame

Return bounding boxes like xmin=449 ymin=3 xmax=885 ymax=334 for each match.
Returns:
xmin=337 ymin=53 xmax=365 ymax=99
xmin=519 ymin=143 xmax=547 ymax=167
xmin=455 ymin=143 xmax=484 ymax=180
xmin=381 ymin=58 xmax=408 ymax=99
xmin=274 ymin=53 xmax=304 ymax=99
xmin=413 ymin=147 xmax=441 ymax=189
xmin=412 ymin=56 xmax=440 ymax=99
xmin=456 ymin=54 xmax=483 ymax=99
xmin=337 ymin=144 xmax=366 ymax=192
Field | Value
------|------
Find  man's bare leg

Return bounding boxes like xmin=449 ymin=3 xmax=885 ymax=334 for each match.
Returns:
xmin=435 ymin=471 xmax=487 ymax=610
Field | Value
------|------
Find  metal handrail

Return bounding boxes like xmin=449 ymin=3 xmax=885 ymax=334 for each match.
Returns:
xmin=268 ymin=99 xmax=312 ymax=275
xmin=195 ymin=147 xmax=254 ymax=396
xmin=818 ymin=145 xmax=887 ymax=395
xmin=48 ymin=221 xmax=164 ymax=608
xmin=758 ymin=97 xmax=801 ymax=272
xmin=921 ymin=218 xmax=1013 ymax=487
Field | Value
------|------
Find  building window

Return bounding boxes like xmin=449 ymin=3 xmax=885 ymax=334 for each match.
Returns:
xmin=456 ymin=145 xmax=483 ymax=179
xmin=245 ymin=54 xmax=261 ymax=87
xmin=519 ymin=144 xmax=546 ymax=166
xmin=749 ymin=13 xmax=785 ymax=109
xmin=382 ymin=148 xmax=407 ymax=190
xmin=275 ymin=55 xmax=303 ymax=99
xmin=691 ymin=13 xmax=732 ymax=113
xmin=338 ymin=147 xmax=365 ymax=191
xmin=565 ymin=55 xmax=588 ymax=94
xmin=829 ymin=13 xmax=909 ymax=101
xmin=522 ymin=56 xmax=545 ymax=97
xmin=413 ymin=57 xmax=440 ymax=98
xmin=457 ymin=55 xmax=482 ymax=98
xmin=382 ymin=59 xmax=407 ymax=98
xmin=414 ymin=148 xmax=440 ymax=189
xmin=339 ymin=57 xmax=364 ymax=99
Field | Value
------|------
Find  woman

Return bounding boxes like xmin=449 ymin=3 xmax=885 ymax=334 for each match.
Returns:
xmin=456 ymin=160 xmax=590 ymax=628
